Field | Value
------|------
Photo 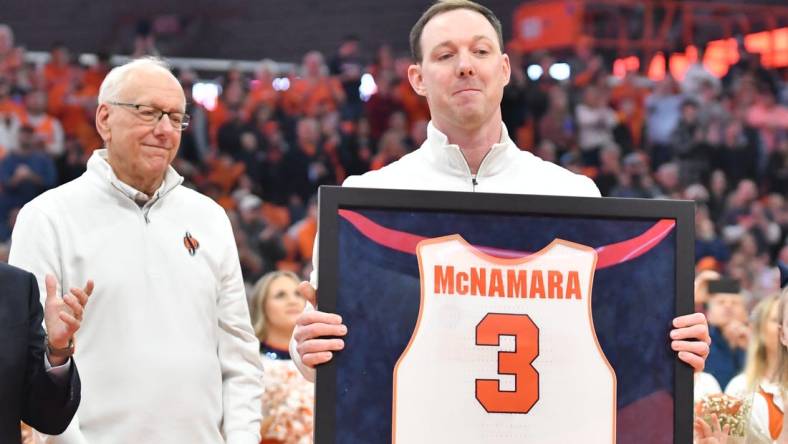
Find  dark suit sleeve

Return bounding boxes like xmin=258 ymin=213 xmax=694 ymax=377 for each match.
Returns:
xmin=21 ymin=272 xmax=81 ymax=434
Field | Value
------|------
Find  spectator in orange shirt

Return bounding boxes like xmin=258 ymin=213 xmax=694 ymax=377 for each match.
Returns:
xmin=393 ymin=55 xmax=430 ymax=125
xmin=82 ymin=52 xmax=111 ymax=94
xmin=610 ymin=70 xmax=647 ymax=150
xmin=0 ymin=76 xmax=24 ymax=153
xmin=0 ymin=74 xmax=25 ymax=122
xmin=46 ymin=63 xmax=100 ymax=155
xmin=286 ymin=196 xmax=317 ymax=263
xmin=613 ymin=96 xmax=644 ymax=152
xmin=42 ymin=42 xmax=71 ymax=93
xmin=610 ymin=70 xmax=647 ymax=110
xmin=22 ymin=90 xmax=64 ymax=156
xmin=370 ymin=130 xmax=407 ymax=171
xmin=0 ymin=25 xmax=23 ymax=77
xmin=205 ymin=153 xmax=246 ymax=201
xmin=282 ymin=51 xmax=345 ymax=118
xmin=244 ymin=60 xmax=279 ymax=120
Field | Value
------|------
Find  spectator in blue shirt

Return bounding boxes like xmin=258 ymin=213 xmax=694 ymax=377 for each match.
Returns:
xmin=703 ymin=278 xmax=748 ymax=389
xmin=0 ymin=124 xmax=57 ymax=239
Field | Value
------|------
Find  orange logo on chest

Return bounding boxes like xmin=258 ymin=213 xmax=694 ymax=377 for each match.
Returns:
xmin=183 ymin=231 xmax=200 ymax=256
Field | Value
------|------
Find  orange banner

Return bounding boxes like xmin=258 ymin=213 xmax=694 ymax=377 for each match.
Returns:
xmin=510 ymin=1 xmax=583 ymax=51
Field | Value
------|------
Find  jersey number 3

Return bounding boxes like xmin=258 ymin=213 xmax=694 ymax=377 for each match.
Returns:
xmin=475 ymin=313 xmax=540 ymax=414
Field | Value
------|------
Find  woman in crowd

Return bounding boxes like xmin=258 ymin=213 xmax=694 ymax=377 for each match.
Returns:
xmin=776 ymin=288 xmax=788 ymax=444
xmin=725 ymin=294 xmax=783 ymax=443
xmin=250 ymin=271 xmax=313 ymax=444
xmin=252 ymin=271 xmax=306 ymax=360
xmin=697 ymin=287 xmax=788 ymax=444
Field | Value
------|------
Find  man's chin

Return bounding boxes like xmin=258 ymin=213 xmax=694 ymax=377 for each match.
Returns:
xmin=144 ymin=158 xmax=172 ymax=176
xmin=452 ymin=108 xmax=488 ymax=127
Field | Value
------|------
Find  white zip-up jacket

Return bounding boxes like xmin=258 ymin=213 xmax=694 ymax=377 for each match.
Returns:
xmin=291 ymin=122 xmax=600 ymax=381
xmin=344 ymin=121 xmax=600 ymax=195
xmin=9 ymin=149 xmax=263 ymax=444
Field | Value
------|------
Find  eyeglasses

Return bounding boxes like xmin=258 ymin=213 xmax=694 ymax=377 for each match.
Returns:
xmin=108 ymin=101 xmax=190 ymax=131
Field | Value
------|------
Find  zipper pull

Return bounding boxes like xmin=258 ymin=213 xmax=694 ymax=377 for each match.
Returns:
xmin=471 ymin=177 xmax=478 ymax=190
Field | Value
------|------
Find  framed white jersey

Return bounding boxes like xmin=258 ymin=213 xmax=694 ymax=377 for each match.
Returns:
xmin=393 ymin=236 xmax=616 ymax=443
xmin=315 ymin=187 xmax=694 ymax=444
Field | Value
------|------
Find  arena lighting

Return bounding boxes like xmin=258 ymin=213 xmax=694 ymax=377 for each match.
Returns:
xmin=192 ymin=82 xmax=220 ymax=111
xmin=647 ymin=52 xmax=667 ymax=80
xmin=613 ymin=56 xmax=640 ymax=78
xmin=526 ymin=64 xmax=543 ymax=80
xmin=272 ymin=77 xmax=291 ymax=91
xmin=619 ymin=26 xmax=787 ymax=82
xmin=548 ymin=63 xmax=571 ymax=81
xmin=359 ymin=73 xmax=378 ymax=102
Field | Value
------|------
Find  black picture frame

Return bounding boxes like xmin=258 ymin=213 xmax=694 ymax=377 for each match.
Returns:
xmin=315 ymin=185 xmax=695 ymax=444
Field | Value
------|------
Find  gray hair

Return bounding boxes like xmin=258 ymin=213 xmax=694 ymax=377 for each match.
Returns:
xmin=97 ymin=57 xmax=174 ymax=105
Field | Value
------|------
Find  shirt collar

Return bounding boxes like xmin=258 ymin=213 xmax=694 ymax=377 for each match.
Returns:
xmin=423 ymin=120 xmax=516 ymax=179
xmin=87 ymin=148 xmax=183 ymax=206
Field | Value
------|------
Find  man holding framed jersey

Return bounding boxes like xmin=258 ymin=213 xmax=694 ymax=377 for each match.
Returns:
xmin=291 ymin=0 xmax=709 ymax=390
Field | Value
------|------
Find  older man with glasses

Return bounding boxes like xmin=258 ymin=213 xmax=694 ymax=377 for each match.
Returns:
xmin=9 ymin=57 xmax=263 ymax=444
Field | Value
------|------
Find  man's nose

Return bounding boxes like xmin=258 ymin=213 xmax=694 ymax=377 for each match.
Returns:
xmin=456 ymin=50 xmax=476 ymax=78
xmin=153 ymin=114 xmax=176 ymax=136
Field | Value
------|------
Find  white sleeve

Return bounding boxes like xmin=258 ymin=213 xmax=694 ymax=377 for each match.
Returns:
xmin=292 ymin=198 xmax=321 ymax=380
xmin=9 ymin=203 xmax=61 ymax=308
xmin=292 ymin=173 xmax=389 ymax=382
xmin=309 ymin=231 xmax=319 ymax=289
xmin=11 ymin=204 xmax=89 ymax=444
xmin=306 ymin=172 xmax=365 ymax=288
xmin=215 ymin=213 xmax=264 ymax=444
xmin=576 ymin=174 xmax=602 ymax=198
xmin=36 ymin=419 xmax=89 ymax=444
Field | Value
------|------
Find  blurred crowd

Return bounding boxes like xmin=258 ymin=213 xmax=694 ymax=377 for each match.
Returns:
xmin=1 ymin=26 xmax=785 ymax=297
xmin=1 ymin=25 xmax=786 ymax=295
xmin=1 ymin=19 xmax=787 ymax=443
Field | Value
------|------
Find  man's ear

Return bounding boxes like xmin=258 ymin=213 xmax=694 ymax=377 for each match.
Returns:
xmin=95 ymin=103 xmax=111 ymax=144
xmin=408 ymin=63 xmax=427 ymax=97
xmin=501 ymin=53 xmax=511 ymax=87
